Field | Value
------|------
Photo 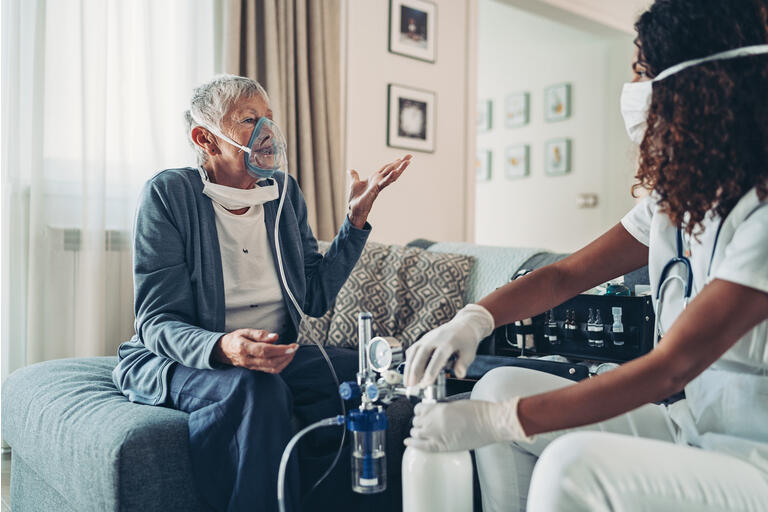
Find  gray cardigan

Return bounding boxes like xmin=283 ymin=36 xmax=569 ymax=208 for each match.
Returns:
xmin=112 ymin=168 xmax=370 ymax=405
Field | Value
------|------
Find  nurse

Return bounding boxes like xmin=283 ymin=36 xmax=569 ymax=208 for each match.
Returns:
xmin=403 ymin=0 xmax=768 ymax=510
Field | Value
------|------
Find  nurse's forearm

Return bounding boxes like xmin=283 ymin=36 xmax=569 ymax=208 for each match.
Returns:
xmin=516 ymin=279 xmax=768 ymax=436
xmin=478 ymin=223 xmax=648 ymax=328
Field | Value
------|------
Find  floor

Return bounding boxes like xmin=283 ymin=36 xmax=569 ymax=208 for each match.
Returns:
xmin=2 ymin=451 xmax=10 ymax=512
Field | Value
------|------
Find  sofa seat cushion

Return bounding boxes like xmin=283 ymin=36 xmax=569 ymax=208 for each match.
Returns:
xmin=1 ymin=356 xmax=205 ymax=512
xmin=299 ymin=241 xmax=474 ymax=348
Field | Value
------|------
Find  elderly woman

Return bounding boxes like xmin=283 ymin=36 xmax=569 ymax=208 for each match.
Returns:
xmin=112 ymin=75 xmax=411 ymax=512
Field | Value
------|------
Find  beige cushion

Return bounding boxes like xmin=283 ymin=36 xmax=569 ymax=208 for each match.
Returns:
xmin=298 ymin=241 xmax=474 ymax=349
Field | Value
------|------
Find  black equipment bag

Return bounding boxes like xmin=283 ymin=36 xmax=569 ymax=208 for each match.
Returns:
xmin=465 ymin=354 xmax=589 ymax=382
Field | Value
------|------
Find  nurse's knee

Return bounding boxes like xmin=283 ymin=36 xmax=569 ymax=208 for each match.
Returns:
xmin=527 ymin=432 xmax=607 ymax=511
xmin=471 ymin=367 xmax=518 ymax=402
xmin=471 ymin=366 xmax=570 ymax=403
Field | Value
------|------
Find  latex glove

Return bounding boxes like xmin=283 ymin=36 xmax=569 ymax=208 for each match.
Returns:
xmin=404 ymin=304 xmax=494 ymax=387
xmin=404 ymin=398 xmax=533 ymax=452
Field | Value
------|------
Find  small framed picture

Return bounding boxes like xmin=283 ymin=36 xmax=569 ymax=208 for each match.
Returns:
xmin=476 ymin=150 xmax=492 ymax=181
xmin=387 ymin=84 xmax=436 ymax=153
xmin=544 ymin=83 xmax=571 ymax=122
xmin=505 ymin=93 xmax=529 ymax=128
xmin=388 ymin=0 xmax=436 ymax=63
xmin=477 ymin=100 xmax=493 ymax=132
xmin=505 ymin=145 xmax=530 ymax=179
xmin=545 ymin=138 xmax=572 ymax=176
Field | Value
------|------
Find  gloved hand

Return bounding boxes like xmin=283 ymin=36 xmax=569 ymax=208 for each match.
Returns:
xmin=403 ymin=398 xmax=533 ymax=452
xmin=404 ymin=304 xmax=495 ymax=387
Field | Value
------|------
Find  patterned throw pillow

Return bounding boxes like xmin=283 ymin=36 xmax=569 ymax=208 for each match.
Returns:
xmin=298 ymin=241 xmax=475 ymax=349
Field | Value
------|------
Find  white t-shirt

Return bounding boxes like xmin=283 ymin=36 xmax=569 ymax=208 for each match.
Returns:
xmin=212 ymin=202 xmax=288 ymax=335
xmin=621 ymin=190 xmax=768 ymax=472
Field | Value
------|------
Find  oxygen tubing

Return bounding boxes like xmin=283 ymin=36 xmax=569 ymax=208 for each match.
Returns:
xmin=273 ymin=174 xmax=347 ymax=504
xmin=277 ymin=415 xmax=346 ymax=512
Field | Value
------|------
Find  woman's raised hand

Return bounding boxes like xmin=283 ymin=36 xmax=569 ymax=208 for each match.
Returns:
xmin=346 ymin=154 xmax=413 ymax=228
xmin=213 ymin=328 xmax=298 ymax=373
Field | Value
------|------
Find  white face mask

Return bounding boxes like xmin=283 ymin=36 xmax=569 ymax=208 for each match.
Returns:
xmin=197 ymin=167 xmax=278 ymax=210
xmin=620 ymin=44 xmax=768 ymax=145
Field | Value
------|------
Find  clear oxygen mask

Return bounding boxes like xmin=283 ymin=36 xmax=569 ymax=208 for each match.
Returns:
xmin=243 ymin=117 xmax=287 ymax=176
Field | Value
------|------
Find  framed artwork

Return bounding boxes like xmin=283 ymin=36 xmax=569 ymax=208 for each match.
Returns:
xmin=387 ymin=84 xmax=436 ymax=152
xmin=388 ymin=0 xmax=436 ymax=63
xmin=477 ymin=100 xmax=493 ymax=132
xmin=545 ymin=138 xmax=572 ymax=176
xmin=476 ymin=150 xmax=492 ymax=181
xmin=544 ymin=83 xmax=571 ymax=122
xmin=505 ymin=93 xmax=529 ymax=128
xmin=505 ymin=145 xmax=530 ymax=179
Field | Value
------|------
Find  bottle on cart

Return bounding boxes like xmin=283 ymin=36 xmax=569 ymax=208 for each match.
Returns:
xmin=591 ymin=308 xmax=605 ymax=348
xmin=586 ymin=308 xmax=595 ymax=347
xmin=564 ymin=309 xmax=577 ymax=339
xmin=611 ymin=307 xmax=625 ymax=346
xmin=545 ymin=309 xmax=559 ymax=345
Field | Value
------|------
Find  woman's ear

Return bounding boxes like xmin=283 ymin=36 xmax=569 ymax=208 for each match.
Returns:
xmin=191 ymin=126 xmax=219 ymax=156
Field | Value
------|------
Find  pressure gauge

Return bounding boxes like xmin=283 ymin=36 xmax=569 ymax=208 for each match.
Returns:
xmin=367 ymin=336 xmax=404 ymax=373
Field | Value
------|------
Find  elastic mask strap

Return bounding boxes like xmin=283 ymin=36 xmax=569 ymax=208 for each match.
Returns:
xmin=655 ymin=44 xmax=768 ymax=82
xmin=190 ymin=112 xmax=252 ymax=155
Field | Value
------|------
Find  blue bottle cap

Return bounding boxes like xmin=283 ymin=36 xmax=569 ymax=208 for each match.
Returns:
xmin=346 ymin=408 xmax=388 ymax=432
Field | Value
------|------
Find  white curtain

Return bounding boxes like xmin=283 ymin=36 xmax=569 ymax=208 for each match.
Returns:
xmin=1 ymin=0 xmax=221 ymax=381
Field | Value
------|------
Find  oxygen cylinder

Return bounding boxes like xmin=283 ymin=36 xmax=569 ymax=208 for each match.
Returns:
xmin=401 ymin=446 xmax=473 ymax=512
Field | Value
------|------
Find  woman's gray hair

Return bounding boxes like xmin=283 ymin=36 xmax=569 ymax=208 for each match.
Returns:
xmin=184 ymin=74 xmax=270 ymax=165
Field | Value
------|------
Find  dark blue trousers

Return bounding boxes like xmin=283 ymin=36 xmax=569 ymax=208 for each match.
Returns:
xmin=168 ymin=345 xmax=361 ymax=512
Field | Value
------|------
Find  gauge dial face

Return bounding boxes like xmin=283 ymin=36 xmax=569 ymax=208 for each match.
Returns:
xmin=368 ymin=338 xmax=392 ymax=372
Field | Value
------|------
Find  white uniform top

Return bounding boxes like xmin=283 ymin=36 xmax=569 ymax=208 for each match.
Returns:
xmin=622 ymin=188 xmax=768 ymax=474
xmin=212 ymin=202 xmax=288 ymax=335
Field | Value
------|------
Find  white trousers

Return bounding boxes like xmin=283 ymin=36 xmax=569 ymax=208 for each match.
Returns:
xmin=470 ymin=367 xmax=768 ymax=512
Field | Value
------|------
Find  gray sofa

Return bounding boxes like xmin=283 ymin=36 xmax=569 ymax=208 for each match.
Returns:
xmin=1 ymin=241 xmax=578 ymax=511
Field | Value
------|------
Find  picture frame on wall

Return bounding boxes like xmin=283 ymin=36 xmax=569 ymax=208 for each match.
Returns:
xmin=476 ymin=150 xmax=492 ymax=181
xmin=505 ymin=93 xmax=529 ymax=128
xmin=387 ymin=84 xmax=436 ymax=153
xmin=477 ymin=99 xmax=493 ymax=132
xmin=505 ymin=144 xmax=530 ymax=179
xmin=388 ymin=0 xmax=436 ymax=63
xmin=545 ymin=138 xmax=572 ymax=175
xmin=544 ymin=83 xmax=571 ymax=122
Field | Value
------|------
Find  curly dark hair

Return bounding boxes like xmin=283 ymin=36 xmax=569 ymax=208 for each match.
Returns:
xmin=633 ymin=0 xmax=768 ymax=234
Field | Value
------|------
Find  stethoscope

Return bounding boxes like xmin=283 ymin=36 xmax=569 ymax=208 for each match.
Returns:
xmin=653 ymin=222 xmax=724 ymax=347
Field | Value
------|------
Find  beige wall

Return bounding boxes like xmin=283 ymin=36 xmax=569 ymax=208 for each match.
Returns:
xmin=343 ymin=0 xmax=475 ymax=245
xmin=341 ymin=0 xmax=652 ymax=248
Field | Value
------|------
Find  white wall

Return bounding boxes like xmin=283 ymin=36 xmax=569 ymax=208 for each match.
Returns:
xmin=474 ymin=0 xmax=637 ymax=252
xmin=343 ymin=0 xmax=475 ymax=245
xmin=522 ymin=0 xmax=652 ymax=34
